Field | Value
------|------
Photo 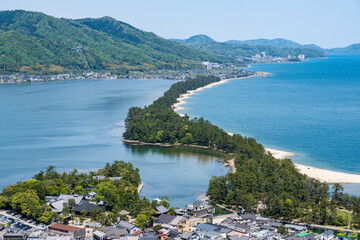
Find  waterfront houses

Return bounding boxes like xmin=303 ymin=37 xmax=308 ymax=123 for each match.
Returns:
xmin=0 ymin=199 xmax=346 ymax=240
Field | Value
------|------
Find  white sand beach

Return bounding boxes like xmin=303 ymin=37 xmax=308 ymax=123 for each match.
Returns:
xmin=265 ymin=148 xmax=360 ymax=184
xmin=171 ymin=73 xmax=360 ymax=184
xmin=172 ymin=73 xmax=267 ymax=115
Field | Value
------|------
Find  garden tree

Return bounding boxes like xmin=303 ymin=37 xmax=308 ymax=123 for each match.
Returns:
xmin=90 ymin=208 xmax=99 ymax=221
xmin=62 ymin=203 xmax=70 ymax=217
xmin=153 ymin=225 xmax=162 ymax=231
xmin=80 ymin=209 xmax=87 ymax=218
xmin=135 ymin=213 xmax=148 ymax=229
xmin=352 ymin=202 xmax=360 ymax=228
xmin=38 ymin=210 xmax=54 ymax=225
xmin=0 ymin=196 xmax=9 ymax=208
xmin=167 ymin=208 xmax=176 ymax=215
xmin=278 ymin=225 xmax=289 ymax=236
xmin=10 ymin=190 xmax=41 ymax=219
xmin=79 ymin=209 xmax=87 ymax=224
xmin=158 ymin=196 xmax=170 ymax=209
xmin=68 ymin=198 xmax=76 ymax=210
xmin=332 ymin=183 xmax=344 ymax=205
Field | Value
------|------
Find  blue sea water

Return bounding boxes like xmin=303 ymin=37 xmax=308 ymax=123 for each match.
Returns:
xmin=178 ymin=54 xmax=360 ymax=194
xmin=0 ymin=79 xmax=227 ymax=206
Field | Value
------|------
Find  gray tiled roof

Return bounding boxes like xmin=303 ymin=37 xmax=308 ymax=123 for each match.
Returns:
xmin=156 ymin=214 xmax=176 ymax=224
xmin=118 ymin=220 xmax=136 ymax=230
xmin=73 ymin=200 xmax=100 ymax=213
xmin=156 ymin=205 xmax=169 ymax=214
xmin=195 ymin=223 xmax=218 ymax=232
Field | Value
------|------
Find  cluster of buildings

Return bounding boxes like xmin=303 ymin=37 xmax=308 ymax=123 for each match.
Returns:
xmin=0 ymin=72 xmax=118 ymax=84
xmin=246 ymin=52 xmax=306 ymax=64
xmin=0 ymin=63 xmax=255 ymax=84
xmin=202 ymin=62 xmax=221 ymax=70
xmin=0 ymin=200 xmax=340 ymax=240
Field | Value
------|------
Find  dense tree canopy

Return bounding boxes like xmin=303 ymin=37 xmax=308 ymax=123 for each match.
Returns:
xmin=0 ymin=161 xmax=165 ymax=227
xmin=0 ymin=10 xmax=228 ymax=73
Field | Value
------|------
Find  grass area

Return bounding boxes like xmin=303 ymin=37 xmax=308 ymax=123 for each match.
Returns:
xmin=337 ymin=209 xmax=352 ymax=226
xmin=213 ymin=205 xmax=231 ymax=216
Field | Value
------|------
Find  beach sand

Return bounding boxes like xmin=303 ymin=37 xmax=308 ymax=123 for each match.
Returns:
xmin=265 ymin=148 xmax=360 ymax=184
xmin=172 ymin=73 xmax=267 ymax=115
xmin=172 ymin=73 xmax=360 ymax=184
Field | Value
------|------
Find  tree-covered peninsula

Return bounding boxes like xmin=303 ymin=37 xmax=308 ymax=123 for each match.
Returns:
xmin=123 ymin=75 xmax=360 ymax=228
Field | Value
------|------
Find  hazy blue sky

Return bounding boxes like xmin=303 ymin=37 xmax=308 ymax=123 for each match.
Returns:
xmin=1 ymin=0 xmax=359 ymax=48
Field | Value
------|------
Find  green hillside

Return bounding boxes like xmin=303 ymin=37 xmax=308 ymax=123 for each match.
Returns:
xmin=328 ymin=43 xmax=360 ymax=54
xmin=0 ymin=10 xmax=228 ymax=73
xmin=172 ymin=35 xmax=327 ymax=59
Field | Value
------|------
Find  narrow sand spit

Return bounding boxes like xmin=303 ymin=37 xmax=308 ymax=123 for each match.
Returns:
xmin=171 ymin=74 xmax=360 ymax=184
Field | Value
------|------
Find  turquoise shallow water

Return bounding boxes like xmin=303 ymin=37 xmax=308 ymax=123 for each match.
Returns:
xmin=0 ymin=79 xmax=227 ymax=206
xmin=179 ymin=54 xmax=360 ymax=194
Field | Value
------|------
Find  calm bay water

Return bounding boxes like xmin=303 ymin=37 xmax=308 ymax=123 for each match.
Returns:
xmin=0 ymin=79 xmax=227 ymax=206
xmin=179 ymin=54 xmax=360 ymax=194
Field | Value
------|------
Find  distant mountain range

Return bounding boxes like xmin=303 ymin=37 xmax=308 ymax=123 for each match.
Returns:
xmin=0 ymin=10 xmax=228 ymax=73
xmin=0 ymin=10 xmax=357 ymax=74
xmin=327 ymin=43 xmax=360 ymax=54
xmin=226 ymin=38 xmax=324 ymax=51
xmin=227 ymin=38 xmax=360 ymax=54
xmin=173 ymin=35 xmax=360 ymax=54
xmin=171 ymin=35 xmax=327 ymax=59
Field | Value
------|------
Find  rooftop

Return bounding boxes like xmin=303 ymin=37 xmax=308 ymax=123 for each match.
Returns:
xmin=48 ymin=223 xmax=84 ymax=232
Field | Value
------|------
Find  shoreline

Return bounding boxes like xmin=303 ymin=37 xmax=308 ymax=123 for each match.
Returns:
xmin=171 ymin=72 xmax=268 ymax=116
xmin=170 ymin=74 xmax=360 ymax=184
xmin=265 ymin=146 xmax=360 ymax=184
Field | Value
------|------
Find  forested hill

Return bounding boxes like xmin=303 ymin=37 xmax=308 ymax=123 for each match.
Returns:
xmin=327 ymin=43 xmax=360 ymax=54
xmin=0 ymin=10 xmax=228 ymax=74
xmin=171 ymin=35 xmax=327 ymax=59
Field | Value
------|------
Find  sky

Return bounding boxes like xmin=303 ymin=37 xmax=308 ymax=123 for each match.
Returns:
xmin=0 ymin=0 xmax=359 ymax=48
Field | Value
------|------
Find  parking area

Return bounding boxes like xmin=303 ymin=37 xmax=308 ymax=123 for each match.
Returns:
xmin=0 ymin=210 xmax=47 ymax=231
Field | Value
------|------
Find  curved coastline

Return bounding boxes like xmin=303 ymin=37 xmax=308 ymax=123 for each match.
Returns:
xmin=171 ymin=74 xmax=360 ymax=184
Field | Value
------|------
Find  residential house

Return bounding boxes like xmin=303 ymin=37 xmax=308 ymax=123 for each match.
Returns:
xmin=185 ymin=202 xmax=214 ymax=218
xmin=73 ymin=200 xmax=100 ymax=214
xmin=154 ymin=214 xmax=183 ymax=229
xmin=319 ymin=230 xmax=335 ymax=240
xmin=177 ymin=217 xmax=206 ymax=233
xmin=117 ymin=221 xmax=141 ymax=235
xmin=46 ymin=194 xmax=84 ymax=213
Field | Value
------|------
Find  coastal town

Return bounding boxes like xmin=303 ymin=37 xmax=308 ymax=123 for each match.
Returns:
xmin=0 ymin=194 xmax=344 ymax=240
xmin=0 ymin=52 xmax=307 ymax=84
xmin=0 ymin=65 xmax=256 ymax=84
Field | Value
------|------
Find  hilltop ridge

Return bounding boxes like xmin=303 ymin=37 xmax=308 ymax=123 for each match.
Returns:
xmin=0 ymin=10 xmax=228 ymax=73
xmin=170 ymin=35 xmax=327 ymax=59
